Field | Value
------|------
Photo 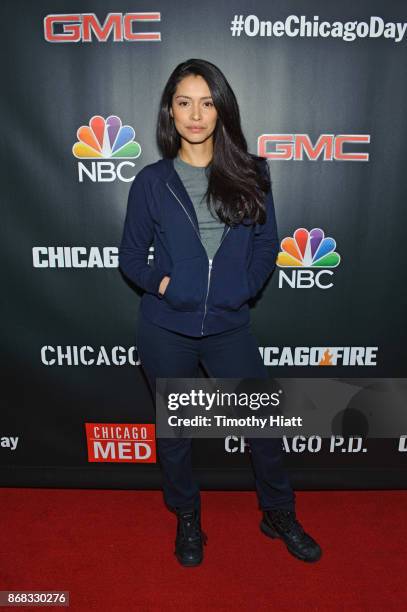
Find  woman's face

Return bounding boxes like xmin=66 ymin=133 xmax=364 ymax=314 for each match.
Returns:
xmin=170 ymin=74 xmax=218 ymax=145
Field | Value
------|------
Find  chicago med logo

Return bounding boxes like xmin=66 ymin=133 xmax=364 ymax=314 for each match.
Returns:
xmin=86 ymin=423 xmax=156 ymax=463
xmin=73 ymin=115 xmax=141 ymax=183
xmin=258 ymin=134 xmax=370 ymax=161
xmin=44 ymin=13 xmax=161 ymax=43
xmin=277 ymin=228 xmax=340 ymax=289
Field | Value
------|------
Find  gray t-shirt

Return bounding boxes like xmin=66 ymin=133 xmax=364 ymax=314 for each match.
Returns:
xmin=173 ymin=152 xmax=225 ymax=261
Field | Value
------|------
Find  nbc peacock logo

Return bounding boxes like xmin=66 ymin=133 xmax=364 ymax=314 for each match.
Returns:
xmin=277 ymin=228 xmax=341 ymax=289
xmin=73 ymin=115 xmax=142 ymax=183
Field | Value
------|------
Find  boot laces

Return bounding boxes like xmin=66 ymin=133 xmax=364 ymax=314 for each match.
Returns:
xmin=270 ymin=510 xmax=305 ymax=537
xmin=178 ymin=510 xmax=204 ymax=543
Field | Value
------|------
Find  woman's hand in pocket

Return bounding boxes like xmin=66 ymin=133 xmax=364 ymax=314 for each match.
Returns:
xmin=158 ymin=275 xmax=171 ymax=296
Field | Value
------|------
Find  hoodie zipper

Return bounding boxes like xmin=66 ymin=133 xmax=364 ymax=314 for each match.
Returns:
xmin=165 ymin=182 xmax=231 ymax=335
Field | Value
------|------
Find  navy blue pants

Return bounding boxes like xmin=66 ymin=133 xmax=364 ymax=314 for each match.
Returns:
xmin=136 ymin=308 xmax=296 ymax=513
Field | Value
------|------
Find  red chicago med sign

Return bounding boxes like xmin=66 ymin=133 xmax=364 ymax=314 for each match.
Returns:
xmin=86 ymin=423 xmax=156 ymax=463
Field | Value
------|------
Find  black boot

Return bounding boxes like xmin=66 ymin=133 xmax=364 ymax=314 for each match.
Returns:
xmin=175 ymin=508 xmax=207 ymax=567
xmin=260 ymin=509 xmax=322 ymax=562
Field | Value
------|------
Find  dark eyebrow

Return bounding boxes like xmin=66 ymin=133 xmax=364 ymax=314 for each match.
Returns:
xmin=174 ymin=95 xmax=213 ymax=100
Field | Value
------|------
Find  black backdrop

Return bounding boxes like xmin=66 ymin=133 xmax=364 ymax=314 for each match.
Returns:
xmin=2 ymin=0 xmax=407 ymax=489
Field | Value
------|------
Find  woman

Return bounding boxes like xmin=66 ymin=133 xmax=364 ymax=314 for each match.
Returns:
xmin=119 ymin=58 xmax=321 ymax=566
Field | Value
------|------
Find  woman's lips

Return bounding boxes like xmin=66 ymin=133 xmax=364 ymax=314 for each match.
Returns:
xmin=188 ymin=127 xmax=205 ymax=132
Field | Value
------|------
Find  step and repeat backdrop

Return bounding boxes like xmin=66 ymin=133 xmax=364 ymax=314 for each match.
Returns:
xmin=2 ymin=0 xmax=407 ymax=489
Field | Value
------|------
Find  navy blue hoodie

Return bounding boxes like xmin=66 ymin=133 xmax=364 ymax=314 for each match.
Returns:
xmin=118 ymin=156 xmax=279 ymax=337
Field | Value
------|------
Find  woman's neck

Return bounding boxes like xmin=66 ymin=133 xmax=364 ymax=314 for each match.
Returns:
xmin=177 ymin=147 xmax=213 ymax=168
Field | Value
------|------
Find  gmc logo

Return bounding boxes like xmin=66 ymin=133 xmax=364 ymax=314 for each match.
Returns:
xmin=44 ymin=12 xmax=161 ymax=43
xmin=258 ymin=134 xmax=370 ymax=161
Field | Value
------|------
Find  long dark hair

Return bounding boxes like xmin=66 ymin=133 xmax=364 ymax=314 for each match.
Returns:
xmin=156 ymin=58 xmax=270 ymax=227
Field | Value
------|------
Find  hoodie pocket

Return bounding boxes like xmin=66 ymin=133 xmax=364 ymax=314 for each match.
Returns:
xmin=210 ymin=257 xmax=250 ymax=311
xmin=163 ymin=255 xmax=207 ymax=312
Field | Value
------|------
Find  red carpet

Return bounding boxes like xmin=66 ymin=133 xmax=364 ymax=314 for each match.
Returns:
xmin=0 ymin=488 xmax=406 ymax=611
